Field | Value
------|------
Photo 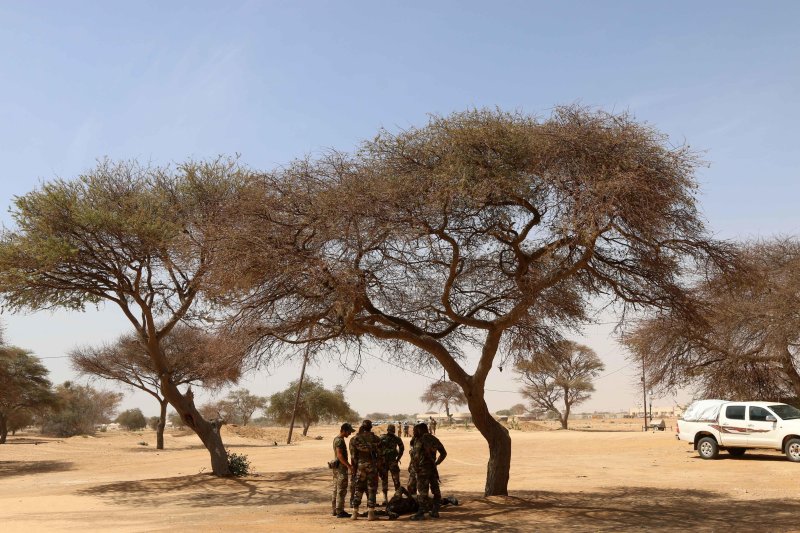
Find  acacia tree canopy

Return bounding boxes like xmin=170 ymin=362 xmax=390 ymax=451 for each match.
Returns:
xmin=626 ymin=239 xmax=800 ymax=401
xmin=218 ymin=106 xmax=728 ymax=496
xmin=517 ymin=340 xmax=605 ymax=429
xmin=0 ymin=158 xmax=252 ymax=475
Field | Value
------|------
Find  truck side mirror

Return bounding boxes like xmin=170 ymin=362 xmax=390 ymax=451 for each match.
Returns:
xmin=766 ymin=415 xmax=777 ymax=422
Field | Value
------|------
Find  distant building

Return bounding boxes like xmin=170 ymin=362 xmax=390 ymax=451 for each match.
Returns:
xmin=628 ymin=405 xmax=683 ymax=417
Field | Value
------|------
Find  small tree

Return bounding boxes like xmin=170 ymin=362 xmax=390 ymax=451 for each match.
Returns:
xmin=116 ymin=408 xmax=147 ymax=430
xmin=148 ymin=416 xmax=160 ymax=430
xmin=365 ymin=412 xmax=391 ymax=420
xmin=41 ymin=382 xmax=122 ymax=437
xmin=518 ymin=340 xmax=604 ymax=429
xmin=223 ymin=388 xmax=268 ymax=426
xmin=509 ymin=404 xmax=527 ymax=416
xmin=268 ymin=378 xmax=356 ymax=436
xmin=0 ymin=345 xmax=58 ymax=443
xmin=420 ymin=381 xmax=467 ymax=422
xmin=71 ymin=325 xmax=243 ymax=449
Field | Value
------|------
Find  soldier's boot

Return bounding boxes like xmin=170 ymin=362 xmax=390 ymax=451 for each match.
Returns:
xmin=367 ymin=508 xmax=377 ymax=521
xmin=410 ymin=509 xmax=425 ymax=521
xmin=351 ymin=507 xmax=359 ymax=520
xmin=430 ymin=501 xmax=441 ymax=518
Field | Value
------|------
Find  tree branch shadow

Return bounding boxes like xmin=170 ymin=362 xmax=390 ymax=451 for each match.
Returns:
xmin=439 ymin=486 xmax=797 ymax=532
xmin=0 ymin=460 xmax=75 ymax=478
xmin=78 ymin=467 xmax=330 ymax=510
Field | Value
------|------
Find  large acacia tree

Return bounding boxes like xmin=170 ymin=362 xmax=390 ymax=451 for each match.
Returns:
xmin=71 ymin=325 xmax=244 ymax=449
xmin=217 ymin=107 xmax=728 ymax=495
xmin=626 ymin=239 xmax=800 ymax=400
xmin=0 ymin=158 xmax=250 ymax=474
xmin=517 ymin=340 xmax=604 ymax=429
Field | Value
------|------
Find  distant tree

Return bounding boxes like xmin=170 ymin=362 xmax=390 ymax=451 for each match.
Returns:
xmin=0 ymin=158 xmax=251 ymax=475
xmin=116 ymin=408 xmax=147 ymax=430
xmin=223 ymin=389 xmax=268 ymax=426
xmin=509 ymin=404 xmax=527 ymax=416
xmin=168 ymin=411 xmax=185 ymax=429
xmin=420 ymin=381 xmax=467 ymax=422
xmin=626 ymin=239 xmax=800 ymax=401
xmin=365 ymin=412 xmax=391 ymax=421
xmin=148 ymin=416 xmax=160 ymax=431
xmin=0 ymin=345 xmax=58 ymax=443
xmin=518 ymin=341 xmax=605 ymax=429
xmin=267 ymin=378 xmax=357 ymax=436
xmin=41 ymin=382 xmax=122 ymax=437
xmin=71 ymin=325 xmax=242 ymax=449
xmin=495 ymin=409 xmax=512 ymax=417
xmin=390 ymin=413 xmax=411 ymax=420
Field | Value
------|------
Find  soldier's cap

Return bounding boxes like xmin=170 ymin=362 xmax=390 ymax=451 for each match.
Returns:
xmin=341 ymin=422 xmax=354 ymax=433
xmin=387 ymin=424 xmax=396 ymax=433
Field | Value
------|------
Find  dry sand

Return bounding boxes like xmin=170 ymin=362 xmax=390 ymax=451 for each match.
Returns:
xmin=2 ymin=419 xmax=799 ymax=532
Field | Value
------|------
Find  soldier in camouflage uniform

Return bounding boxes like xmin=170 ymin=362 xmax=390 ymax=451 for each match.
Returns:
xmin=378 ymin=424 xmax=405 ymax=505
xmin=406 ymin=432 xmax=418 ymax=496
xmin=349 ymin=419 xmax=382 ymax=521
xmin=410 ymin=422 xmax=447 ymax=520
xmin=331 ymin=422 xmax=354 ymax=518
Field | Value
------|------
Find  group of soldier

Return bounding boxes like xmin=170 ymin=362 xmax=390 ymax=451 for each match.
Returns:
xmin=331 ymin=418 xmax=447 ymax=521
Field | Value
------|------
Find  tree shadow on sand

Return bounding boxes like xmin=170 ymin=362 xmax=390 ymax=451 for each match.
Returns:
xmin=441 ymin=486 xmax=800 ymax=532
xmin=78 ymin=467 xmax=330 ymax=510
xmin=0 ymin=460 xmax=74 ymax=478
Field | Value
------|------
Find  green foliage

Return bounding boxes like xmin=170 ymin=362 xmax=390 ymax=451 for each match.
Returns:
xmin=267 ymin=377 xmax=356 ymax=432
xmin=148 ymin=416 xmax=160 ymax=430
xmin=226 ymin=451 xmax=251 ymax=477
xmin=365 ymin=412 xmax=390 ymax=420
xmin=0 ymin=345 xmax=58 ymax=442
xmin=495 ymin=409 xmax=512 ymax=416
xmin=168 ymin=411 xmax=185 ymax=429
xmin=41 ymin=382 xmax=122 ymax=437
xmin=116 ymin=408 xmax=147 ymax=430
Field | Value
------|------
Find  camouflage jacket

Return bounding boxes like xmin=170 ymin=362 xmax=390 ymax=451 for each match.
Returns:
xmin=411 ymin=433 xmax=446 ymax=469
xmin=350 ymin=430 xmax=381 ymax=463
xmin=333 ymin=435 xmax=348 ymax=463
xmin=378 ymin=432 xmax=404 ymax=462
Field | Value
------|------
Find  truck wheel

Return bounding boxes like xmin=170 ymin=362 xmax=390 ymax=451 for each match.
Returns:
xmin=727 ymin=448 xmax=746 ymax=457
xmin=785 ymin=438 xmax=800 ymax=462
xmin=697 ymin=437 xmax=719 ymax=459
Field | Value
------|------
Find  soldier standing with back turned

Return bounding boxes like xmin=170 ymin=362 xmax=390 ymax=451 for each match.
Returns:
xmin=350 ymin=419 xmax=382 ymax=521
xmin=410 ymin=422 xmax=447 ymax=520
xmin=378 ymin=424 xmax=404 ymax=505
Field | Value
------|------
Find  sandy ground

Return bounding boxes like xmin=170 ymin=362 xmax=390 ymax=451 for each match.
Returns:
xmin=2 ymin=419 xmax=799 ymax=532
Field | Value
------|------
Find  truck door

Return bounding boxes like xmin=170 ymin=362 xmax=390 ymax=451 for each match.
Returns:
xmin=746 ymin=406 xmax=780 ymax=447
xmin=717 ymin=404 xmax=749 ymax=446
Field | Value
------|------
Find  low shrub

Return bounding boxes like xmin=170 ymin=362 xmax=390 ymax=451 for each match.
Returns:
xmin=227 ymin=451 xmax=251 ymax=477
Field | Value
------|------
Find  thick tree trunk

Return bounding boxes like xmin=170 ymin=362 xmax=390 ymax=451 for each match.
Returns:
xmin=302 ymin=421 xmax=310 ymax=436
xmin=466 ymin=390 xmax=511 ymax=496
xmin=156 ymin=400 xmax=167 ymax=450
xmin=0 ymin=414 xmax=7 ymax=444
xmin=161 ymin=377 xmax=230 ymax=475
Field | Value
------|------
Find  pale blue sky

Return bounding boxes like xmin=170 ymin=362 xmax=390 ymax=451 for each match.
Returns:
xmin=0 ymin=1 xmax=798 ymax=417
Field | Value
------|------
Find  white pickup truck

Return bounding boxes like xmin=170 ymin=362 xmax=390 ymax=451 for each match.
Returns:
xmin=677 ymin=399 xmax=800 ymax=461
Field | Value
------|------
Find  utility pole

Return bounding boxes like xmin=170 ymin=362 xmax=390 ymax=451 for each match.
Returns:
xmin=287 ymin=345 xmax=311 ymax=445
xmin=641 ymin=358 xmax=648 ymax=431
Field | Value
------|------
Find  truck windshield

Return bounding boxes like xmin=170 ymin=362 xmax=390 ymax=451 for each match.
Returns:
xmin=769 ymin=404 xmax=800 ymax=420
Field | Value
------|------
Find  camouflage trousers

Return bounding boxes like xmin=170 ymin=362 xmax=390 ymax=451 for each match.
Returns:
xmin=331 ymin=465 xmax=349 ymax=514
xmin=407 ymin=463 xmax=417 ymax=495
xmin=379 ymin=459 xmax=401 ymax=494
xmin=352 ymin=461 xmax=379 ymax=509
xmin=415 ymin=465 xmax=441 ymax=511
